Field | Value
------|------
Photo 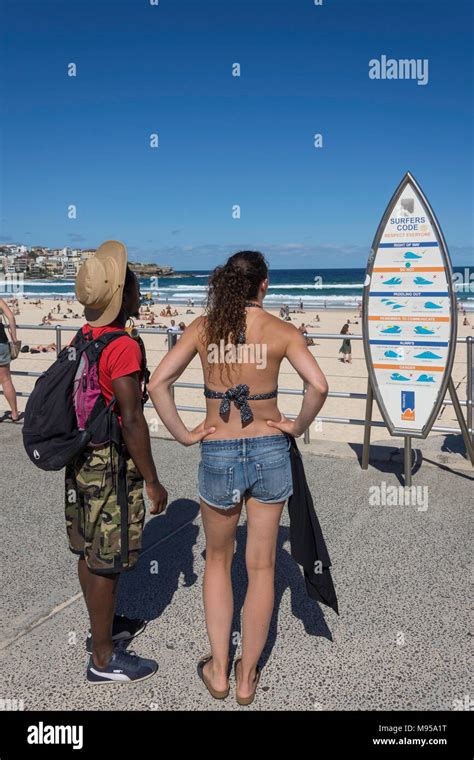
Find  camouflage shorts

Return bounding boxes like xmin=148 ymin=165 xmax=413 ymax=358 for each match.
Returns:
xmin=65 ymin=444 xmax=145 ymax=575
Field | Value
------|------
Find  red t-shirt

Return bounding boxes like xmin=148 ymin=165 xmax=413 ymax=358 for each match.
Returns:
xmin=80 ymin=322 xmax=144 ymax=409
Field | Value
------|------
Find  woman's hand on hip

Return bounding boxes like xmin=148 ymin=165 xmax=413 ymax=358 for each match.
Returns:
xmin=266 ymin=413 xmax=303 ymax=437
xmin=181 ymin=419 xmax=216 ymax=446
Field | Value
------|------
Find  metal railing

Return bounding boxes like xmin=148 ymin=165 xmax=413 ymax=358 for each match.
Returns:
xmin=2 ymin=323 xmax=473 ymax=445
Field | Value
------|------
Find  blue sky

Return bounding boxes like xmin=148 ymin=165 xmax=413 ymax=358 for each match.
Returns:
xmin=1 ymin=0 xmax=473 ymax=268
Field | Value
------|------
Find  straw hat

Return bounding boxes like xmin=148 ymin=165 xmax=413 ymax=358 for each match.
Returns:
xmin=75 ymin=240 xmax=128 ymax=327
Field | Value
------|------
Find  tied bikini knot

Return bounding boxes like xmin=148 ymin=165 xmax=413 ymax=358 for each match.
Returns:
xmin=219 ymin=384 xmax=253 ymax=423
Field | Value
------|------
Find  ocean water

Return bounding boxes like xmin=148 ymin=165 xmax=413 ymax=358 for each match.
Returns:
xmin=3 ymin=267 xmax=474 ymax=309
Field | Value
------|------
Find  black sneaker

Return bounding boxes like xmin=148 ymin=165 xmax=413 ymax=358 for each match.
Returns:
xmin=85 ymin=615 xmax=147 ymax=654
xmin=87 ymin=648 xmax=158 ymax=684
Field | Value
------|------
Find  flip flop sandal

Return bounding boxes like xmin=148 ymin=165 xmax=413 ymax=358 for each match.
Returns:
xmin=234 ymin=657 xmax=261 ymax=706
xmin=197 ymin=655 xmax=230 ymax=700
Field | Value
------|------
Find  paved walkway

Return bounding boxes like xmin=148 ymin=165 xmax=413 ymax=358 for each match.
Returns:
xmin=0 ymin=424 xmax=471 ymax=711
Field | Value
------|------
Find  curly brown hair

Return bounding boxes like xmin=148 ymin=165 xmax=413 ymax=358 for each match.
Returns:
xmin=201 ymin=251 xmax=268 ymax=382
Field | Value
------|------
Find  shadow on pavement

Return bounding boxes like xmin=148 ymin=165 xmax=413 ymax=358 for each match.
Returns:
xmin=116 ymin=500 xmax=334 ymax=663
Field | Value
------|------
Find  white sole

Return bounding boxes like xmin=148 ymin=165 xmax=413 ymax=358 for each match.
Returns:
xmin=87 ymin=669 xmax=158 ymax=685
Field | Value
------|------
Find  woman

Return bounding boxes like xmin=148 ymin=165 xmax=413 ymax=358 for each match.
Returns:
xmin=148 ymin=251 xmax=328 ymax=704
xmin=0 ymin=298 xmax=20 ymax=421
xmin=339 ymin=323 xmax=352 ymax=364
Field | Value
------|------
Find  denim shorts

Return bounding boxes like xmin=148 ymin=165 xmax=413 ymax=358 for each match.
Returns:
xmin=0 ymin=342 xmax=10 ymax=366
xmin=198 ymin=434 xmax=293 ymax=510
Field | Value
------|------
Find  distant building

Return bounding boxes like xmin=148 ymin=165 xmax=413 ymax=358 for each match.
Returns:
xmin=30 ymin=262 xmax=45 ymax=276
xmin=3 ymin=244 xmax=28 ymax=255
xmin=45 ymin=258 xmax=63 ymax=275
xmin=64 ymin=258 xmax=78 ymax=278
xmin=14 ymin=256 xmax=29 ymax=273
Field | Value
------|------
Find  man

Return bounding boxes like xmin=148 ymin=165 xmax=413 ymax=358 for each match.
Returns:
xmin=68 ymin=240 xmax=168 ymax=683
xmin=166 ymin=319 xmax=181 ymax=348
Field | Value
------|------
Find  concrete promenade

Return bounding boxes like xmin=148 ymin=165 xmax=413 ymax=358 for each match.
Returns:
xmin=0 ymin=424 xmax=471 ymax=711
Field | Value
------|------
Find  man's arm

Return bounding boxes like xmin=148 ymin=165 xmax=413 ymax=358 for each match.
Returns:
xmin=112 ymin=372 xmax=168 ymax=514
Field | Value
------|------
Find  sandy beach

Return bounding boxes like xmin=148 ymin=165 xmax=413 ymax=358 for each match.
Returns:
xmin=2 ymin=296 xmax=472 ymax=445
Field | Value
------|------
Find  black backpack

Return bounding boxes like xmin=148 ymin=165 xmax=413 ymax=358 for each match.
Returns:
xmin=22 ymin=327 xmax=134 ymax=471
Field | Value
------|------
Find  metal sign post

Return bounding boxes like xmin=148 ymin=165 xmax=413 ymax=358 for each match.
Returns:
xmin=361 ymin=172 xmax=472 ymax=483
xmin=361 ymin=380 xmax=373 ymax=471
xmin=404 ymin=436 xmax=412 ymax=487
xmin=468 ymin=335 xmax=474 ymax=447
xmin=448 ymin=377 xmax=474 ymax=464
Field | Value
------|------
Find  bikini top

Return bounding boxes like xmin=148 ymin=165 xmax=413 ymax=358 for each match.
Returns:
xmin=203 ymin=384 xmax=278 ymax=424
xmin=203 ymin=302 xmax=278 ymax=423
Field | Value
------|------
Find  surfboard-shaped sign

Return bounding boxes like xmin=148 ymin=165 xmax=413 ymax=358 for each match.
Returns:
xmin=363 ymin=172 xmax=457 ymax=438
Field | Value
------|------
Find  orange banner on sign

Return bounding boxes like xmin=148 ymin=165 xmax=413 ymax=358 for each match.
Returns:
xmin=373 ymin=266 xmax=445 ymax=272
xmin=368 ymin=315 xmax=450 ymax=322
xmin=373 ymin=363 xmax=444 ymax=371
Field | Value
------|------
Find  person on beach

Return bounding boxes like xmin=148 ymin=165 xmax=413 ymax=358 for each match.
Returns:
xmin=148 ymin=250 xmax=328 ymax=705
xmin=28 ymin=342 xmax=56 ymax=354
xmin=0 ymin=297 xmax=20 ymax=422
xmin=165 ymin=319 xmax=181 ymax=347
xmin=339 ymin=322 xmax=352 ymax=363
xmin=298 ymin=323 xmax=314 ymax=347
xmin=69 ymin=240 xmax=168 ymax=684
